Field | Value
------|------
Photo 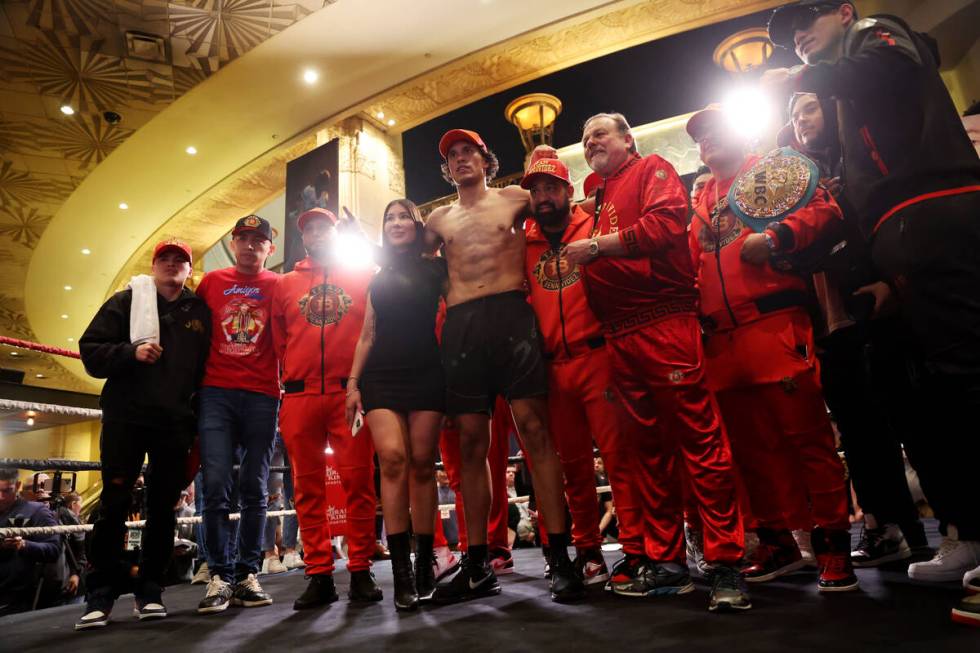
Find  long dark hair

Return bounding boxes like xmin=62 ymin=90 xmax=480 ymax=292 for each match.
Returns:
xmin=380 ymin=198 xmax=425 ymax=262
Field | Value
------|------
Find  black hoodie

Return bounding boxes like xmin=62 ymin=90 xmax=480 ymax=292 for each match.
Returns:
xmin=794 ymin=14 xmax=980 ymax=239
xmin=80 ymin=287 xmax=211 ymax=428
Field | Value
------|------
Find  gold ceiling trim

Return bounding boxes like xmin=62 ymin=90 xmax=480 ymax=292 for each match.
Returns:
xmin=112 ymin=0 xmax=787 ymax=294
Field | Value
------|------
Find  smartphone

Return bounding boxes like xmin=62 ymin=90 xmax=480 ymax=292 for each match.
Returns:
xmin=351 ymin=411 xmax=365 ymax=437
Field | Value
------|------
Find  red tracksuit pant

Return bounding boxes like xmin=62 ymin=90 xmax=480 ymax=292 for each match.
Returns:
xmin=279 ymin=392 xmax=377 ymax=575
xmin=438 ymin=402 xmax=512 ymax=552
xmin=707 ymin=314 xmax=849 ymax=532
xmin=608 ymin=315 xmax=744 ymax=565
xmin=548 ymin=346 xmax=646 ymax=555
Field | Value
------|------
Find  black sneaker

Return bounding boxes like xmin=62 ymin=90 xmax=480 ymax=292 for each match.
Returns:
xmin=852 ymin=525 xmax=911 ymax=568
xmin=232 ymin=573 xmax=273 ymax=607
xmin=197 ymin=576 xmax=233 ymax=614
xmin=133 ymin=582 xmax=167 ymax=620
xmin=75 ymin=595 xmax=114 ymax=631
xmin=293 ymin=574 xmax=339 ymax=610
xmin=708 ymin=564 xmax=751 ymax=613
xmin=348 ymin=569 xmax=383 ymax=602
xmin=606 ymin=553 xmax=645 ymax=592
xmin=613 ymin=561 xmax=694 ymax=598
xmin=430 ymin=558 xmax=501 ymax=604
xmin=550 ymin=557 xmax=587 ymax=603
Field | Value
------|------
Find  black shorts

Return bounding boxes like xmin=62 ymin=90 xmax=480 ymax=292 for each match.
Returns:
xmin=441 ymin=290 xmax=548 ymax=416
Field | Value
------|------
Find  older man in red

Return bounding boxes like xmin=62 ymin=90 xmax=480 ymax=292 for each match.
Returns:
xmin=563 ymin=113 xmax=748 ymax=613
xmin=686 ymin=105 xmax=857 ymax=593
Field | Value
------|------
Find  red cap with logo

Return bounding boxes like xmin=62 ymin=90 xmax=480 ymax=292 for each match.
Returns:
xmin=152 ymin=238 xmax=193 ymax=264
xmin=582 ymin=171 xmax=602 ymax=198
xmin=438 ymin=129 xmax=486 ymax=159
xmin=519 ymin=158 xmax=571 ymax=189
xmin=297 ymin=207 xmax=339 ymax=232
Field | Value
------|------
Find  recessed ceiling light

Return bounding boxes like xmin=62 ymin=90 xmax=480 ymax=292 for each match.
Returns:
xmin=387 ymin=119 xmax=395 ymax=126
xmin=186 ymin=146 xmax=197 ymax=155
xmin=60 ymin=314 xmax=69 ymax=319
xmin=9 ymin=351 xmax=18 ymax=356
xmin=81 ymin=248 xmax=91 ymax=255
xmin=376 ymin=111 xmax=384 ymax=119
xmin=64 ymin=285 xmax=72 ymax=291
xmin=119 ymin=202 xmax=128 ymax=210
xmin=60 ymin=105 xmax=74 ymax=115
xmin=35 ymin=373 xmax=45 ymax=379
xmin=67 ymin=337 xmax=75 ymax=342
xmin=303 ymin=69 xmax=319 ymax=84
xmin=26 ymin=417 xmax=35 ymax=426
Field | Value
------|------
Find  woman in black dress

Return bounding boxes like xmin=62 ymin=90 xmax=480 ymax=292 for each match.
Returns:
xmin=346 ymin=199 xmax=446 ymax=611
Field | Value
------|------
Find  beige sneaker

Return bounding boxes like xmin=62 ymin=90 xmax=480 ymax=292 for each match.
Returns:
xmin=191 ymin=562 xmax=211 ymax=584
xmin=282 ymin=552 xmax=305 ymax=569
xmin=261 ymin=557 xmax=288 ymax=575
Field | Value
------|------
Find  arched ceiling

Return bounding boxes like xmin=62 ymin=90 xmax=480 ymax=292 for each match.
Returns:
xmin=7 ymin=0 xmax=791 ymax=392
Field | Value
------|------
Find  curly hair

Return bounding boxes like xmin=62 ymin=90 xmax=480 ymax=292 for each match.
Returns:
xmin=440 ymin=147 xmax=500 ymax=186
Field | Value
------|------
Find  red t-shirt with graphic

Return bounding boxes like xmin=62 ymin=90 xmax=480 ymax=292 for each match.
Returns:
xmin=197 ymin=267 xmax=280 ymax=398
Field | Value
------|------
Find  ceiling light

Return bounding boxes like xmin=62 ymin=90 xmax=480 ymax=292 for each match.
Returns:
xmin=81 ymin=248 xmax=91 ymax=255
xmin=387 ymin=119 xmax=396 ymax=126
xmin=9 ymin=351 xmax=18 ymax=356
xmin=67 ymin=337 xmax=75 ymax=342
xmin=119 ymin=202 xmax=128 ymax=210
xmin=26 ymin=417 xmax=35 ymax=426
xmin=61 ymin=314 xmax=69 ymax=319
xmin=36 ymin=373 xmax=45 ymax=379
xmin=64 ymin=285 xmax=72 ymax=291
xmin=376 ymin=111 xmax=384 ymax=119
xmin=60 ymin=105 xmax=74 ymax=115
xmin=303 ymin=69 xmax=319 ymax=84
xmin=186 ymin=146 xmax=197 ymax=155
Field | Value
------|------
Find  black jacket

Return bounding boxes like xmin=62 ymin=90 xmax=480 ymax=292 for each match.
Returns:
xmin=80 ymin=287 xmax=211 ymax=427
xmin=795 ymin=14 xmax=980 ymax=239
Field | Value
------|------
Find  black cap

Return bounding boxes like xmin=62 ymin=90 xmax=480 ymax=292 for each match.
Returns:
xmin=231 ymin=214 xmax=274 ymax=241
xmin=768 ymin=1 xmax=846 ymax=49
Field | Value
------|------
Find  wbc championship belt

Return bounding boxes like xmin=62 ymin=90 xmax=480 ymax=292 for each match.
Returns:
xmin=727 ymin=146 xmax=819 ymax=233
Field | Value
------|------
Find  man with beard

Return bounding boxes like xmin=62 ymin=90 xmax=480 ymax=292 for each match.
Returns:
xmin=562 ymin=113 xmax=748 ymax=613
xmin=521 ymin=157 xmax=650 ymax=587
xmin=424 ymin=130 xmax=585 ymax=604
xmin=764 ymin=1 xmax=980 ymax=622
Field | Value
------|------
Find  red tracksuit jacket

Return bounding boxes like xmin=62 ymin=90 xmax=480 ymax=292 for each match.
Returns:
xmin=271 ymin=256 xmax=372 ymax=396
xmin=582 ymin=153 xmax=700 ymax=335
xmin=525 ymin=206 xmax=604 ymax=360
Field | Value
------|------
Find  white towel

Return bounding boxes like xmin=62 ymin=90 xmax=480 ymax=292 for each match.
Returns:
xmin=128 ymin=274 xmax=160 ymax=345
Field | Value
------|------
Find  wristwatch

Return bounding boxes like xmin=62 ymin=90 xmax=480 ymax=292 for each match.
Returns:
xmin=588 ymin=237 xmax=600 ymax=259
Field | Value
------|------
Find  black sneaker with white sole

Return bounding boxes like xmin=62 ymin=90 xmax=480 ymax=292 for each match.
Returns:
xmin=430 ymin=558 xmax=501 ymax=604
xmin=613 ymin=561 xmax=695 ymax=598
xmin=198 ymin=576 xmax=233 ymax=614
xmin=75 ymin=596 xmax=114 ymax=631
xmin=851 ymin=525 xmax=912 ymax=568
xmin=134 ymin=582 xmax=167 ymax=620
xmin=708 ymin=564 xmax=752 ymax=613
xmin=232 ymin=574 xmax=273 ymax=607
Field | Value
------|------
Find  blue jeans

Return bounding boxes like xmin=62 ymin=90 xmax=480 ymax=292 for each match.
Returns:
xmin=199 ymin=387 xmax=278 ymax=582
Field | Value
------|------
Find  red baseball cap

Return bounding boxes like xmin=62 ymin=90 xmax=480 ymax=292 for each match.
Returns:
xmin=152 ymin=238 xmax=192 ymax=264
xmin=519 ymin=158 xmax=571 ymax=189
xmin=438 ymin=129 xmax=486 ymax=159
xmin=297 ymin=207 xmax=339 ymax=232
xmin=685 ymin=103 xmax=725 ymax=141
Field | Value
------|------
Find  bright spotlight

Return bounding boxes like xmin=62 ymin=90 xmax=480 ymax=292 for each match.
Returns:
xmin=722 ymin=87 xmax=773 ymax=140
xmin=332 ymin=232 xmax=376 ymax=269
xmin=303 ymin=69 xmax=319 ymax=85
xmin=324 ymin=445 xmax=334 ymax=455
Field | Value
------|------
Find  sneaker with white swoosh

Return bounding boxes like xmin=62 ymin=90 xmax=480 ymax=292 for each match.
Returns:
xmin=430 ymin=558 xmax=501 ymax=605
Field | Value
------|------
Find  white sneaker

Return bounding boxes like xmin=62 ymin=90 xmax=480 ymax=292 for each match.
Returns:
xmin=191 ymin=562 xmax=210 ymax=584
xmin=282 ymin=552 xmax=305 ymax=569
xmin=432 ymin=546 xmax=460 ymax=582
xmin=793 ymin=530 xmax=818 ymax=569
xmin=963 ymin=563 xmax=980 ymax=594
xmin=908 ymin=536 xmax=980 ymax=583
xmin=261 ymin=557 xmax=288 ymax=575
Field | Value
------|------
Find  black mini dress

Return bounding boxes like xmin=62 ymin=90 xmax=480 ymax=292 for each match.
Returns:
xmin=360 ymin=255 xmax=447 ymax=413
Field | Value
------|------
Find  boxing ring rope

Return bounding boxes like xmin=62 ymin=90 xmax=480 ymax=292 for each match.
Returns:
xmin=0 ymin=490 xmax=613 ymax=538
xmin=0 ymin=335 xmax=80 ymax=359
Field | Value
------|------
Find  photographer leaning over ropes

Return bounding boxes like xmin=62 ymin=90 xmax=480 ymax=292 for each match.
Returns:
xmin=0 ymin=467 xmax=61 ymax=617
